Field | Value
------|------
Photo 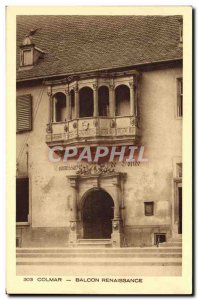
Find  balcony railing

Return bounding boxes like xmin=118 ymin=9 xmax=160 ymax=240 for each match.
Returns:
xmin=46 ymin=116 xmax=140 ymax=147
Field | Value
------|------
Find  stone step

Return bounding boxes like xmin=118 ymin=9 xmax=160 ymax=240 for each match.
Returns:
xmin=160 ymin=242 xmax=182 ymax=247
xmin=16 ymin=256 xmax=182 ymax=262
xmin=16 ymin=256 xmax=182 ymax=266
xmin=76 ymin=239 xmax=112 ymax=247
xmin=76 ymin=243 xmax=112 ymax=248
xmin=78 ymin=239 xmax=111 ymax=243
xmin=16 ymin=247 xmax=182 ymax=254
xmin=16 ymin=246 xmax=182 ymax=276
xmin=169 ymin=237 xmax=182 ymax=242
xmin=16 ymin=253 xmax=182 ymax=259
xmin=17 ymin=262 xmax=182 ymax=268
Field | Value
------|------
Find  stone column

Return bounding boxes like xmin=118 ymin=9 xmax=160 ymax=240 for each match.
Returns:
xmin=93 ymin=83 xmax=98 ymax=117
xmin=74 ymin=86 xmax=79 ymax=119
xmin=113 ymin=187 xmax=120 ymax=220
xmin=68 ymin=176 xmax=79 ymax=246
xmin=47 ymin=86 xmax=53 ymax=123
xmin=53 ymin=97 xmax=57 ymax=122
xmin=65 ymin=90 xmax=70 ymax=121
xmin=109 ymin=83 xmax=115 ymax=117
xmin=129 ymin=76 xmax=136 ymax=116
xmin=70 ymin=185 xmax=77 ymax=221
xmin=68 ymin=91 xmax=72 ymax=120
xmin=111 ymin=177 xmax=122 ymax=247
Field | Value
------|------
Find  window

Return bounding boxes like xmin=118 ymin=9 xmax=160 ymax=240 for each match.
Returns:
xmin=16 ymin=177 xmax=29 ymax=223
xmin=154 ymin=233 xmax=166 ymax=245
xmin=23 ymin=49 xmax=32 ymax=66
xmin=53 ymin=92 xmax=66 ymax=122
xmin=98 ymin=86 xmax=109 ymax=116
xmin=16 ymin=94 xmax=32 ymax=132
xmin=177 ymin=78 xmax=183 ymax=117
xmin=20 ymin=46 xmax=34 ymax=67
xmin=20 ymin=44 xmax=45 ymax=68
xmin=115 ymin=85 xmax=130 ymax=116
xmin=144 ymin=202 xmax=154 ymax=216
xmin=79 ymin=87 xmax=94 ymax=118
xmin=176 ymin=163 xmax=182 ymax=178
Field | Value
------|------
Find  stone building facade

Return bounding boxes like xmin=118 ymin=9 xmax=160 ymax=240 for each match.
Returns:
xmin=16 ymin=15 xmax=183 ymax=248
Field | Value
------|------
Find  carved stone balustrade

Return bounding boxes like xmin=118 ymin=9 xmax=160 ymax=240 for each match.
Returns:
xmin=46 ymin=115 xmax=140 ymax=147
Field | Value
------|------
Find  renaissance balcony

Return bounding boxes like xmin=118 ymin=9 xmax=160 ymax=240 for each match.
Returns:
xmin=45 ymin=72 xmax=141 ymax=147
xmin=46 ymin=115 xmax=140 ymax=147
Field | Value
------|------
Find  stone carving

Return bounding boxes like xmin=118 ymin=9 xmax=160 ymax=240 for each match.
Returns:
xmin=130 ymin=115 xmax=140 ymax=127
xmin=64 ymin=124 xmax=68 ymax=132
xmin=73 ymin=121 xmax=77 ymax=129
xmin=67 ymin=75 xmax=79 ymax=83
xmin=74 ymin=85 xmax=79 ymax=93
xmin=93 ymin=119 xmax=98 ymax=127
xmin=92 ymin=83 xmax=98 ymax=90
xmin=46 ymin=123 xmax=53 ymax=133
xmin=52 ymin=133 xmax=62 ymax=140
xmin=47 ymin=86 xmax=52 ymax=96
xmin=109 ymin=83 xmax=115 ymax=90
xmin=113 ymin=220 xmax=119 ymax=230
xmin=129 ymin=80 xmax=136 ymax=89
xmin=65 ymin=89 xmax=69 ymax=96
xmin=76 ymin=162 xmax=116 ymax=175
xmin=110 ymin=119 xmax=116 ymax=128
xmin=70 ymin=221 xmax=76 ymax=231
xmin=82 ymin=121 xmax=89 ymax=131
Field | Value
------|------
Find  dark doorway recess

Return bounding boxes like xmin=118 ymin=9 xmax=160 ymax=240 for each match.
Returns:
xmin=82 ymin=189 xmax=114 ymax=239
xmin=16 ymin=177 xmax=29 ymax=222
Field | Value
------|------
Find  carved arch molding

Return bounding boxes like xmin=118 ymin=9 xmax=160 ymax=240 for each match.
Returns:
xmin=67 ymin=172 xmax=126 ymax=247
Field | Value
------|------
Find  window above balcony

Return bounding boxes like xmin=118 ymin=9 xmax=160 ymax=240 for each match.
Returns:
xmin=46 ymin=71 xmax=141 ymax=147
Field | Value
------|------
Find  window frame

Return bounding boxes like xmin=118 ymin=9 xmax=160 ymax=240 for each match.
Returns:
xmin=144 ymin=201 xmax=154 ymax=216
xmin=176 ymin=77 xmax=183 ymax=119
xmin=20 ymin=47 xmax=34 ymax=67
xmin=154 ymin=233 xmax=167 ymax=245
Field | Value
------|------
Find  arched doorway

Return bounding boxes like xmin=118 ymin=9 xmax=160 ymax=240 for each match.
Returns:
xmin=82 ymin=189 xmax=114 ymax=239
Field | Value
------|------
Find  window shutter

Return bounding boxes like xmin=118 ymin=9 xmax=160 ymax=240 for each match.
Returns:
xmin=16 ymin=94 xmax=32 ymax=132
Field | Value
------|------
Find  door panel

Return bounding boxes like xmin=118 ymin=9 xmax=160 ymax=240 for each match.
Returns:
xmin=83 ymin=190 xmax=114 ymax=239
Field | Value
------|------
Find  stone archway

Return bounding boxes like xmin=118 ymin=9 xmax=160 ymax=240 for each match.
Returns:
xmin=82 ymin=189 xmax=114 ymax=239
xmin=67 ymin=171 xmax=126 ymax=247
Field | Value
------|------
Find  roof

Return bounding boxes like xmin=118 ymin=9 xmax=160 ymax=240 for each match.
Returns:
xmin=16 ymin=15 xmax=183 ymax=81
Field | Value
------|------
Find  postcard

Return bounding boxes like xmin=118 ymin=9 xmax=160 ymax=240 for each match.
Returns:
xmin=6 ymin=6 xmax=192 ymax=294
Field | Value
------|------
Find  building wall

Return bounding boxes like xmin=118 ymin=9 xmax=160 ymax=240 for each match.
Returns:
xmin=16 ymin=66 xmax=182 ymax=247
